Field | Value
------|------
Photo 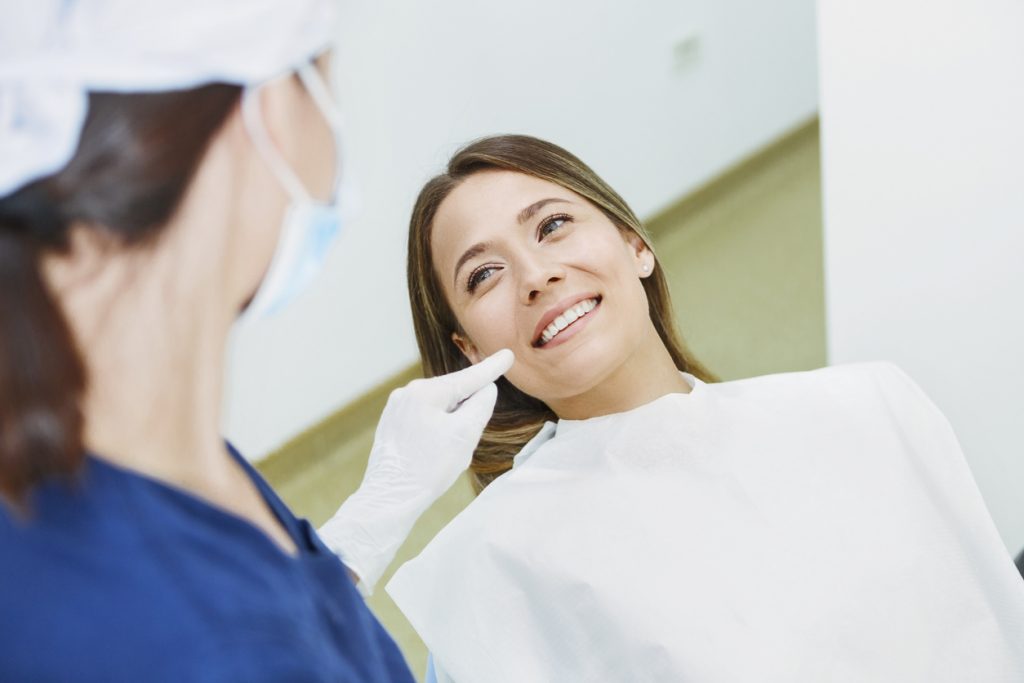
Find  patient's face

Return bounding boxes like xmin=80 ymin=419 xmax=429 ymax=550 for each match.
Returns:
xmin=432 ymin=170 xmax=654 ymax=403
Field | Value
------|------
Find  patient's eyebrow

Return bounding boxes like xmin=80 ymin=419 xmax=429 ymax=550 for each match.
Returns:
xmin=517 ymin=198 xmax=571 ymax=225
xmin=453 ymin=241 xmax=491 ymax=288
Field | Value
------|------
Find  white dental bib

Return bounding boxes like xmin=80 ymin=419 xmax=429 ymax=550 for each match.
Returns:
xmin=387 ymin=363 xmax=1024 ymax=683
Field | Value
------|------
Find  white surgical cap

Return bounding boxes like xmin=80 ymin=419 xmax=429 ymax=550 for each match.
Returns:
xmin=0 ymin=0 xmax=339 ymax=197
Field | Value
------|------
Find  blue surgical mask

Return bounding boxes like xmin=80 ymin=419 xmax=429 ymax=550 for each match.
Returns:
xmin=238 ymin=61 xmax=347 ymax=322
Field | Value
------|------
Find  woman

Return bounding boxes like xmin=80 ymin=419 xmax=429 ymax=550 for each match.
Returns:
xmin=0 ymin=2 xmax=510 ymax=680
xmin=387 ymin=134 xmax=1024 ymax=682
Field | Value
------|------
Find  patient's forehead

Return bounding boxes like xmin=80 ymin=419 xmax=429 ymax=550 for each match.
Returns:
xmin=436 ymin=171 xmax=578 ymax=229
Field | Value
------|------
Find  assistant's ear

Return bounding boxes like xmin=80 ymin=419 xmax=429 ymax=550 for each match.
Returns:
xmin=451 ymin=331 xmax=484 ymax=365
xmin=623 ymin=231 xmax=655 ymax=279
xmin=41 ymin=223 xmax=119 ymax=296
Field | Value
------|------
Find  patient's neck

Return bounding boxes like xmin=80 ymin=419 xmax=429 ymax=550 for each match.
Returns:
xmin=546 ymin=327 xmax=691 ymax=421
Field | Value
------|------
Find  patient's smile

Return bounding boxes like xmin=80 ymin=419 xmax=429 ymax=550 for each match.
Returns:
xmin=534 ymin=296 xmax=602 ymax=348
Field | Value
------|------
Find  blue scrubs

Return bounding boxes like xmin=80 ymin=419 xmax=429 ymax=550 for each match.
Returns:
xmin=0 ymin=445 xmax=415 ymax=682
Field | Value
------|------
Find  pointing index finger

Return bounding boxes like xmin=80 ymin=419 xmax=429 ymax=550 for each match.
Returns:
xmin=445 ymin=349 xmax=514 ymax=411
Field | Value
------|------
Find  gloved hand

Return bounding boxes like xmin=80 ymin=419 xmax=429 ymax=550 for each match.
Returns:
xmin=318 ymin=348 xmax=514 ymax=595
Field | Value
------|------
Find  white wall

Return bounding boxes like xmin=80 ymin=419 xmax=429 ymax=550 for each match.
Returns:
xmin=818 ymin=0 xmax=1024 ymax=551
xmin=224 ymin=0 xmax=820 ymax=458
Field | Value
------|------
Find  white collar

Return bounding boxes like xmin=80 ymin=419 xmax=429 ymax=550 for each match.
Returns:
xmin=512 ymin=421 xmax=558 ymax=468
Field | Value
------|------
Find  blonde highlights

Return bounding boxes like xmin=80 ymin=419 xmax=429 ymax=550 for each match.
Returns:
xmin=407 ymin=135 xmax=711 ymax=492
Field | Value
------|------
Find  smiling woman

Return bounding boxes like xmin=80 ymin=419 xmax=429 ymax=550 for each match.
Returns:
xmin=406 ymin=135 xmax=713 ymax=490
xmin=393 ymin=134 xmax=1024 ymax=683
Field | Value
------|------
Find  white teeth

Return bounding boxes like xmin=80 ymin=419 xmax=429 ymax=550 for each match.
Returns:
xmin=537 ymin=298 xmax=600 ymax=346
xmin=573 ymin=300 xmax=594 ymax=317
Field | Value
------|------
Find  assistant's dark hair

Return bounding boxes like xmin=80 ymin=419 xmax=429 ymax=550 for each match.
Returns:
xmin=0 ymin=84 xmax=241 ymax=507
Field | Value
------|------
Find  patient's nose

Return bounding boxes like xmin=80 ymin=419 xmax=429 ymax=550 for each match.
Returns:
xmin=521 ymin=258 xmax=565 ymax=303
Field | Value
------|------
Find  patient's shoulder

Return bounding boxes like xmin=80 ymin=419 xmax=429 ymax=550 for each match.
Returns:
xmin=709 ymin=361 xmax=932 ymax=415
xmin=712 ymin=361 xmax=909 ymax=393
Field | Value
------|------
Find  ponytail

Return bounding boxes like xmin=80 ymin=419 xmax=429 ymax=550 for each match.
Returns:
xmin=0 ymin=217 xmax=85 ymax=507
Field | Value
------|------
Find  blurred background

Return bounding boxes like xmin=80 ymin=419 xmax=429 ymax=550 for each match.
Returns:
xmin=223 ymin=0 xmax=1023 ymax=677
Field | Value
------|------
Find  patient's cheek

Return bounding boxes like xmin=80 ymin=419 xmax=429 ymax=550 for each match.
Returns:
xmin=466 ymin=318 xmax=517 ymax=359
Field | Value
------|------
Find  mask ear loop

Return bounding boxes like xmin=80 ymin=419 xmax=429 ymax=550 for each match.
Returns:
xmin=241 ymin=81 xmax=312 ymax=203
xmin=296 ymin=62 xmax=345 ymax=136
xmin=295 ymin=61 xmax=346 ymax=203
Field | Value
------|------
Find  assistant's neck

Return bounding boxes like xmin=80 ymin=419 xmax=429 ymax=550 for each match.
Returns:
xmin=54 ymin=242 xmax=298 ymax=556
xmin=70 ymin=244 xmax=235 ymax=489
xmin=40 ymin=171 xmax=247 ymax=498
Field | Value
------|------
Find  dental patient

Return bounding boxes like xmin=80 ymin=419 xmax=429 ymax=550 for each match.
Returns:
xmin=388 ymin=135 xmax=1024 ymax=682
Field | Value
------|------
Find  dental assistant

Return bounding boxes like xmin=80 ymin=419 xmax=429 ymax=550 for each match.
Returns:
xmin=0 ymin=2 xmax=510 ymax=681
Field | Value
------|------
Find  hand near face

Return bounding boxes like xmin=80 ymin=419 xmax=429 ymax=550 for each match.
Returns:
xmin=319 ymin=348 xmax=514 ymax=593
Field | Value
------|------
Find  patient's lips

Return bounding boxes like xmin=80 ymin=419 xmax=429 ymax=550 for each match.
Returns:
xmin=533 ymin=295 xmax=602 ymax=348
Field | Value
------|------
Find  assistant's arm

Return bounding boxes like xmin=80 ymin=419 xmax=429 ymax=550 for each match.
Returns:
xmin=319 ymin=350 xmax=514 ymax=595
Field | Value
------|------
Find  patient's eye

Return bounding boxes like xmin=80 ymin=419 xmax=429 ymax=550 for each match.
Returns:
xmin=538 ymin=213 xmax=572 ymax=239
xmin=467 ymin=265 xmax=499 ymax=293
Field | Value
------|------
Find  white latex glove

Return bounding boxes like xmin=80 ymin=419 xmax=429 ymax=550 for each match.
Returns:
xmin=318 ymin=348 xmax=514 ymax=595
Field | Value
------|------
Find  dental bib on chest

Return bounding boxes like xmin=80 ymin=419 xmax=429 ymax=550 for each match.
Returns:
xmin=387 ymin=364 xmax=1024 ymax=683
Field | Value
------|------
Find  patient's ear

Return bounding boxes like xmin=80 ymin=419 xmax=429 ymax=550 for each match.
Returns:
xmin=622 ymin=231 xmax=655 ymax=278
xmin=452 ymin=332 xmax=483 ymax=364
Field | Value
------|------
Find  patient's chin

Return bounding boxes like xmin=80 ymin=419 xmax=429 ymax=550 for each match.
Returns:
xmin=505 ymin=371 xmax=602 ymax=410
xmin=501 ymin=332 xmax=630 ymax=407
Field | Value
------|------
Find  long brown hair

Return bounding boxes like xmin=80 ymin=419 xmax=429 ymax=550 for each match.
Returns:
xmin=0 ymin=84 xmax=241 ymax=506
xmin=407 ymin=134 xmax=713 ymax=492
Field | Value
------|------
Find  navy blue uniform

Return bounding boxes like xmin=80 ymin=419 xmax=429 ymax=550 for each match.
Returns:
xmin=0 ymin=445 xmax=415 ymax=682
